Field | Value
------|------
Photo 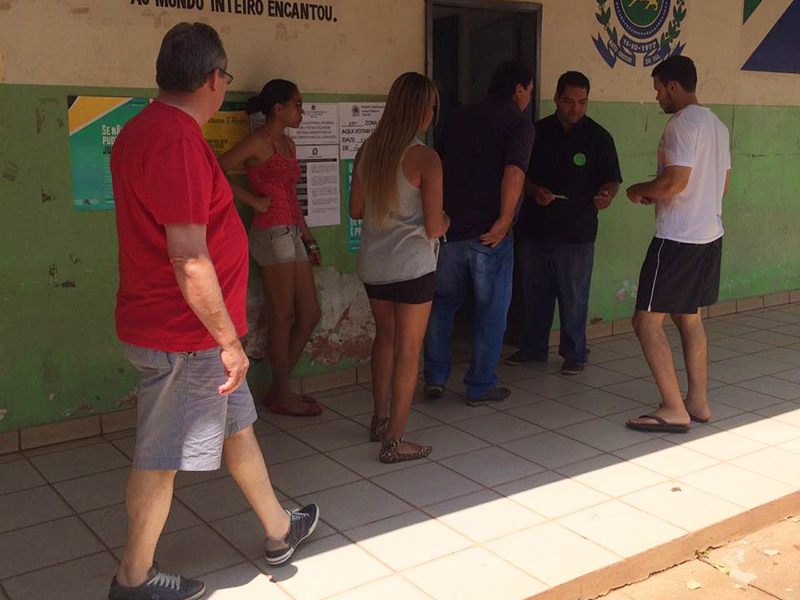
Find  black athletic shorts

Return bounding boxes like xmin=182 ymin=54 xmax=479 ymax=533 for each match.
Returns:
xmin=636 ymin=237 xmax=722 ymax=314
xmin=364 ymin=272 xmax=436 ymax=304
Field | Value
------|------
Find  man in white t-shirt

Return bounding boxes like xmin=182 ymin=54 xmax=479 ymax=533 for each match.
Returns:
xmin=625 ymin=55 xmax=731 ymax=434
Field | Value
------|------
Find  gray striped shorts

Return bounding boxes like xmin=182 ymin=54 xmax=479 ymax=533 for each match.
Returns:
xmin=124 ymin=343 xmax=258 ymax=471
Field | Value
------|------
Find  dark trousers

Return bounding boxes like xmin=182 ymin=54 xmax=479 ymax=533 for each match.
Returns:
xmin=518 ymin=238 xmax=595 ymax=363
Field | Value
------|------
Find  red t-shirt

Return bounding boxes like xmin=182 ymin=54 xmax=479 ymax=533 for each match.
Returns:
xmin=111 ymin=101 xmax=248 ymax=352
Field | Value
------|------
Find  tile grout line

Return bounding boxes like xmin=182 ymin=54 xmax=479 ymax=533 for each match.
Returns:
xmin=3 ymin=309 xmax=800 ymax=591
xmin=0 ymin=551 xmax=116 ymax=591
xmin=10 ymin=452 xmax=124 ymax=580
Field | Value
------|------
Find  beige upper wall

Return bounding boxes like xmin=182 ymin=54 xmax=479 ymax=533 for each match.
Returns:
xmin=0 ymin=0 xmax=423 ymax=95
xmin=535 ymin=0 xmax=799 ymax=106
xmin=0 ymin=0 xmax=797 ymax=105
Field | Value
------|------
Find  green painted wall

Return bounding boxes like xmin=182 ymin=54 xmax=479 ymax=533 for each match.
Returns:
xmin=0 ymin=84 xmax=380 ymax=432
xmin=1 ymin=85 xmax=799 ymax=432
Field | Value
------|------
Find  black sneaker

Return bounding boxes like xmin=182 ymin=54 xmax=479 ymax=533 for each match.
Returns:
xmin=108 ymin=563 xmax=204 ymax=600
xmin=466 ymin=386 xmax=511 ymax=407
xmin=505 ymin=351 xmax=545 ymax=366
xmin=264 ymin=504 xmax=320 ymax=566
xmin=424 ymin=383 xmax=445 ymax=400
xmin=561 ymin=360 xmax=585 ymax=375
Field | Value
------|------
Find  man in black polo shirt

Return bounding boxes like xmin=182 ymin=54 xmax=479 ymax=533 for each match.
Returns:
xmin=423 ymin=61 xmax=535 ymax=406
xmin=507 ymin=71 xmax=621 ymax=375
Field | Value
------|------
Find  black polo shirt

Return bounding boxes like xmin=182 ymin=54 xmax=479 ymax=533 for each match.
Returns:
xmin=442 ymin=96 xmax=535 ymax=241
xmin=519 ymin=114 xmax=621 ymax=243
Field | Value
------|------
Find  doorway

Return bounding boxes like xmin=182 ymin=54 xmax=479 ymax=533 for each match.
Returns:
xmin=426 ymin=0 xmax=542 ymax=348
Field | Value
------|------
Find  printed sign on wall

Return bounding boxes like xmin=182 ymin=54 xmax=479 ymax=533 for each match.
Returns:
xmin=338 ymin=102 xmax=385 ymax=251
xmin=202 ymin=101 xmax=251 ymax=156
xmin=68 ymin=96 xmax=148 ymax=211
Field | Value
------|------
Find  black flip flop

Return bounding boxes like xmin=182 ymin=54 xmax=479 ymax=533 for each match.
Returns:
xmin=689 ymin=414 xmax=709 ymax=424
xmin=626 ymin=414 xmax=690 ymax=434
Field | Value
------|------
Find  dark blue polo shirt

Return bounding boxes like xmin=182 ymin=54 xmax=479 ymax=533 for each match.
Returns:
xmin=519 ymin=114 xmax=622 ymax=243
xmin=442 ymin=96 xmax=535 ymax=242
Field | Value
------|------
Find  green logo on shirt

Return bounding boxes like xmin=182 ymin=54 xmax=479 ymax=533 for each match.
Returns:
xmin=573 ymin=153 xmax=587 ymax=167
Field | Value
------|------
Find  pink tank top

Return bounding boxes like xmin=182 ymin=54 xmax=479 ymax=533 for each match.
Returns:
xmin=246 ymin=137 xmax=302 ymax=229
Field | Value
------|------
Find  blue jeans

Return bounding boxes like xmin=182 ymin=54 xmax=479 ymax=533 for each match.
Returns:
xmin=518 ymin=238 xmax=595 ymax=363
xmin=423 ymin=237 xmax=514 ymax=399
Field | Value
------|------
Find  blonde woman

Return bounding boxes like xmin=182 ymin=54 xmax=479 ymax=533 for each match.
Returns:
xmin=349 ymin=72 xmax=450 ymax=463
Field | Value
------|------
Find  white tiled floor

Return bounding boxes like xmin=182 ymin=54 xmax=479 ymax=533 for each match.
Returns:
xmin=3 ymin=305 xmax=800 ymax=600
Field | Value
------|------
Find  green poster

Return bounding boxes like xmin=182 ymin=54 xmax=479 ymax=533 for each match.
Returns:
xmin=68 ymin=96 xmax=149 ymax=211
xmin=343 ymin=158 xmax=361 ymax=252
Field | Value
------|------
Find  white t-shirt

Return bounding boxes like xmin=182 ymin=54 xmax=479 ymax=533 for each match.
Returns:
xmin=655 ymin=104 xmax=731 ymax=244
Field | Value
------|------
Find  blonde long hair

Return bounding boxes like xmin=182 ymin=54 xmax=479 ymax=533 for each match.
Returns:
xmin=359 ymin=72 xmax=439 ymax=228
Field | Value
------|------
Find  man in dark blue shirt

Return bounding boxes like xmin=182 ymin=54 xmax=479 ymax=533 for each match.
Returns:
xmin=508 ymin=71 xmax=622 ymax=375
xmin=424 ymin=61 xmax=535 ymax=406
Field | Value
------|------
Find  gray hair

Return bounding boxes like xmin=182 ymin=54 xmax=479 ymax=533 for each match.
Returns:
xmin=156 ymin=22 xmax=227 ymax=93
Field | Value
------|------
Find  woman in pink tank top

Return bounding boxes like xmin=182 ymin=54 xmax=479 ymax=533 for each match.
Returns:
xmin=220 ymin=80 xmax=323 ymax=417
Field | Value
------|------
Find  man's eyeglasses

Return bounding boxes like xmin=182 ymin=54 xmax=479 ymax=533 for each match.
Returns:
xmin=217 ymin=68 xmax=234 ymax=85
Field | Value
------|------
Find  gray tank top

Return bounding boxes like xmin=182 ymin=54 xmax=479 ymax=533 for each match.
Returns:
xmin=356 ymin=139 xmax=438 ymax=285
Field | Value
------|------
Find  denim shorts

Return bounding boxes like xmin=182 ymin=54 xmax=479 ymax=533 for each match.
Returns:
xmin=124 ymin=343 xmax=258 ymax=471
xmin=250 ymin=225 xmax=309 ymax=266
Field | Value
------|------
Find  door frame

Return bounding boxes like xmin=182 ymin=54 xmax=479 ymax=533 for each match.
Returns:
xmin=425 ymin=0 xmax=543 ymax=120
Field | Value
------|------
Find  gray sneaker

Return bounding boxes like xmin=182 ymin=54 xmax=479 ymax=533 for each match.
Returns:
xmin=264 ymin=504 xmax=320 ymax=566
xmin=108 ymin=563 xmax=204 ymax=600
xmin=466 ymin=386 xmax=511 ymax=407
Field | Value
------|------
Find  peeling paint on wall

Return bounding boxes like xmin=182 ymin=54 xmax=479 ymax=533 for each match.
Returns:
xmin=243 ymin=279 xmax=268 ymax=360
xmin=41 ymin=185 xmax=55 ymax=203
xmin=615 ymin=279 xmax=638 ymax=304
xmin=48 ymin=263 xmax=59 ymax=286
xmin=35 ymin=106 xmax=45 ymax=133
xmin=242 ymin=267 xmax=375 ymax=366
xmin=306 ymin=267 xmax=374 ymax=365
xmin=2 ymin=161 xmax=19 ymax=182
xmin=116 ymin=389 xmax=138 ymax=409
xmin=61 ymin=403 xmax=94 ymax=417
xmin=0 ymin=409 xmax=7 ymax=421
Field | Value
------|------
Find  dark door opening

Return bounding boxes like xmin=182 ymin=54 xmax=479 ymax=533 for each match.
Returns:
xmin=427 ymin=0 xmax=542 ymax=349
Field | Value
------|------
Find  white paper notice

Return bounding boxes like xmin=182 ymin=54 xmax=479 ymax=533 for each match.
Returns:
xmin=248 ymin=112 xmax=265 ymax=133
xmin=288 ymin=103 xmax=339 ymax=146
xmin=249 ymin=103 xmax=339 ymax=146
xmin=297 ymin=145 xmax=341 ymax=227
xmin=338 ymin=102 xmax=386 ymax=159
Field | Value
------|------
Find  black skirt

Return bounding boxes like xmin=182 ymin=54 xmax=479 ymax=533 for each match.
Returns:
xmin=363 ymin=272 xmax=436 ymax=304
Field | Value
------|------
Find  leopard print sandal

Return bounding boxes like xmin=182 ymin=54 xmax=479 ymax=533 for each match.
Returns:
xmin=370 ymin=416 xmax=389 ymax=442
xmin=379 ymin=437 xmax=432 ymax=464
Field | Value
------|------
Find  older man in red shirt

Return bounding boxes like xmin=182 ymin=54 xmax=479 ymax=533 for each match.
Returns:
xmin=109 ymin=22 xmax=318 ymax=600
